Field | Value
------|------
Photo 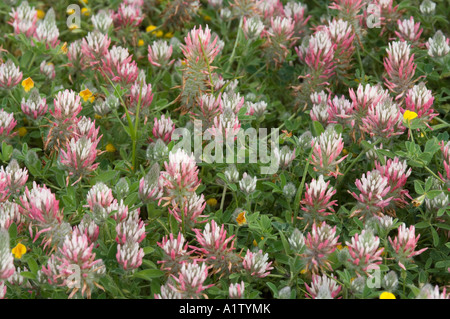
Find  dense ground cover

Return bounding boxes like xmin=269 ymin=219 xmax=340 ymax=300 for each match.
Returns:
xmin=0 ymin=0 xmax=449 ymax=299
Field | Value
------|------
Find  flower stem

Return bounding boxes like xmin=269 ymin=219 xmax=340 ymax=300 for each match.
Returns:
xmin=220 ymin=184 xmax=227 ymax=212
xmin=226 ymin=17 xmax=243 ymax=74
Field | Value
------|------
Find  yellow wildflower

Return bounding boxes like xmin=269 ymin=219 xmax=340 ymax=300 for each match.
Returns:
xmin=236 ymin=211 xmax=247 ymax=226
xmin=80 ymin=0 xmax=88 ymax=3
xmin=11 ymin=243 xmax=27 ymax=259
xmin=79 ymin=88 xmax=93 ymax=102
xmin=60 ymin=42 xmax=68 ymax=54
xmin=204 ymin=15 xmax=212 ymax=21
xmin=138 ymin=39 xmax=145 ymax=47
xmin=146 ymin=25 xmax=157 ymax=33
xmin=300 ymin=269 xmax=307 ymax=274
xmin=94 ymin=114 xmax=102 ymax=120
xmin=67 ymin=8 xmax=75 ymax=15
xmin=253 ymin=239 xmax=258 ymax=246
xmin=106 ymin=143 xmax=116 ymax=153
xmin=18 ymin=127 xmax=27 ymax=137
xmin=164 ymin=32 xmax=174 ymax=39
xmin=403 ymin=110 xmax=418 ymax=122
xmin=379 ymin=291 xmax=396 ymax=299
xmin=81 ymin=7 xmax=91 ymax=16
xmin=22 ymin=77 xmax=34 ymax=92
xmin=37 ymin=9 xmax=45 ymax=19
xmin=342 ymin=149 xmax=349 ymax=156
xmin=206 ymin=198 xmax=217 ymax=207
xmin=155 ymin=30 xmax=164 ymax=37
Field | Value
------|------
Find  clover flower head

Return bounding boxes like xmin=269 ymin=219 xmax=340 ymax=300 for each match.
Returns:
xmin=0 ymin=60 xmax=23 ymax=90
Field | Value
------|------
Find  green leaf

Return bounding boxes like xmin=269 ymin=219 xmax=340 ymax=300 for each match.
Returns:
xmin=134 ymin=269 xmax=164 ymax=281
xmin=312 ymin=121 xmax=324 ymax=137
xmin=430 ymin=226 xmax=439 ymax=247
xmin=266 ymin=282 xmax=278 ymax=298
xmin=20 ymin=272 xmax=37 ymax=280
xmin=426 ymin=190 xmax=443 ymax=199
xmin=217 ymin=172 xmax=227 ymax=182
xmin=262 ymin=181 xmax=281 ymax=192
xmin=414 ymin=221 xmax=430 ymax=229
xmin=414 ymin=180 xmax=424 ymax=195
xmin=277 ymin=229 xmax=290 ymax=254
xmin=280 ymin=172 xmax=287 ymax=187
xmin=27 ymin=258 xmax=39 ymax=274
xmin=8 ymin=223 xmax=17 ymax=240
xmin=91 ymin=170 xmax=118 ymax=184
xmin=143 ymin=247 xmax=155 ymax=255
xmin=1 ymin=142 xmax=13 ymax=162
xmin=435 ymin=223 xmax=450 ymax=231
xmin=124 ymin=192 xmax=139 ymax=207
xmin=353 ymin=217 xmax=364 ymax=230
xmin=424 ymin=177 xmax=433 ymax=192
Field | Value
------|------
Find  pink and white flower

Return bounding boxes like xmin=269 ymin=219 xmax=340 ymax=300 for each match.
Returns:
xmin=305 ymin=273 xmax=341 ymax=299
xmin=0 ymin=60 xmax=23 ymax=90
xmin=0 ymin=229 xmax=15 ymax=280
xmin=310 ymin=129 xmax=348 ymax=178
xmin=116 ymin=241 xmax=144 ymax=271
xmin=302 ymin=221 xmax=340 ymax=273
xmin=168 ymin=193 xmax=206 ymax=228
xmin=34 ymin=16 xmax=59 ymax=48
xmin=361 ymin=97 xmax=405 ymax=139
xmin=21 ymin=89 xmax=48 ymax=121
xmin=181 ymin=25 xmax=220 ymax=65
xmin=242 ymin=249 xmax=273 ymax=278
xmin=148 ymin=40 xmax=175 ymax=68
xmin=0 ymin=110 xmax=17 ymax=140
xmin=170 ymin=262 xmax=213 ymax=299
xmin=388 ymin=224 xmax=427 ymax=270
xmin=395 ymin=16 xmax=423 ymax=45
xmin=59 ymin=136 xmax=101 ymax=183
xmin=349 ymin=170 xmax=393 ymax=220
xmin=300 ymin=175 xmax=337 ymax=224
xmin=403 ymin=83 xmax=437 ymax=122
xmin=375 ymin=157 xmax=412 ymax=206
xmin=8 ymin=1 xmax=37 ymax=37
xmin=81 ymin=31 xmax=111 ymax=66
xmin=150 ymin=114 xmax=175 ymax=144
xmin=57 ymin=230 xmax=105 ymax=298
xmin=114 ymin=3 xmax=143 ymax=29
xmin=192 ymin=220 xmax=236 ymax=267
xmin=229 ymin=281 xmax=245 ymax=299
xmin=346 ymin=229 xmax=384 ymax=273
xmin=383 ymin=41 xmax=417 ymax=99
xmin=0 ymin=201 xmax=21 ymax=230
xmin=157 ymin=232 xmax=191 ymax=273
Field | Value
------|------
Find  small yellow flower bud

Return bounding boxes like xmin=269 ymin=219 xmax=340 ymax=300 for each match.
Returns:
xmin=81 ymin=7 xmax=91 ymax=16
xmin=146 ymin=25 xmax=157 ymax=33
xmin=18 ymin=127 xmax=27 ymax=137
xmin=106 ymin=143 xmax=116 ymax=153
xmin=37 ymin=9 xmax=45 ymax=19
xmin=164 ymin=32 xmax=174 ymax=39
